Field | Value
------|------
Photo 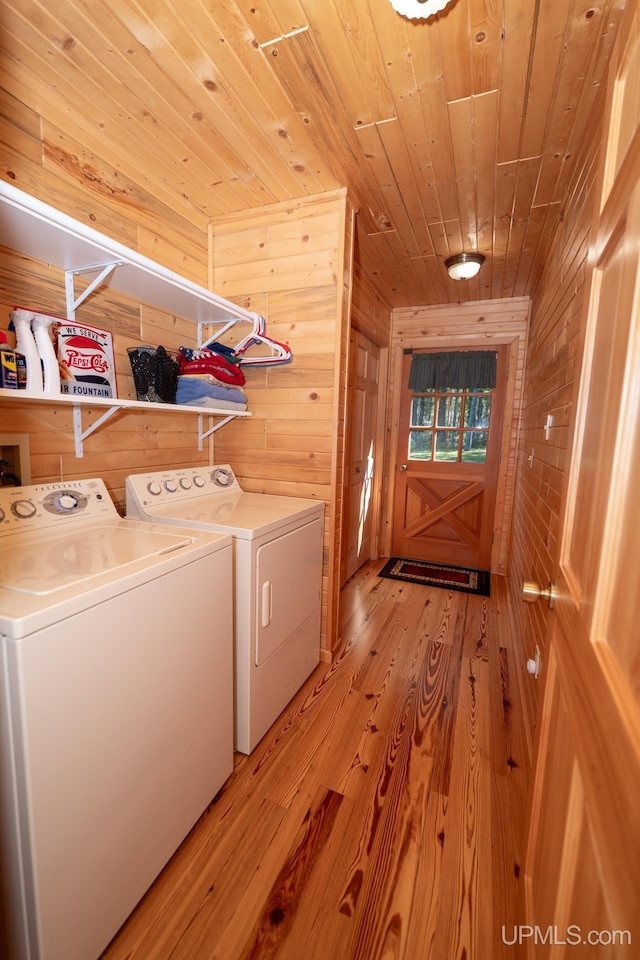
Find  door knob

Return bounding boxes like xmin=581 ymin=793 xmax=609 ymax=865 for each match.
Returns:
xmin=399 ymin=464 xmax=407 ymax=471
xmin=522 ymin=580 xmax=558 ymax=610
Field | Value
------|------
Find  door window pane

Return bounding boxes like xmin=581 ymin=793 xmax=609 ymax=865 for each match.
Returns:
xmin=461 ymin=431 xmax=488 ymax=462
xmin=411 ymin=395 xmax=435 ymax=427
xmin=436 ymin=395 xmax=462 ymax=428
xmin=409 ymin=430 xmax=433 ymax=459
xmin=434 ymin=430 xmax=460 ymax=461
xmin=464 ymin=395 xmax=491 ymax=429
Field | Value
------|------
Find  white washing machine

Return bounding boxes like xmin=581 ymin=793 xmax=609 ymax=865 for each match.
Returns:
xmin=0 ymin=479 xmax=234 ymax=960
xmin=125 ymin=465 xmax=324 ymax=754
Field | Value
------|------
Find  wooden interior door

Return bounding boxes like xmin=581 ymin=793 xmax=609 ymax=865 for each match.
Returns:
xmin=392 ymin=347 xmax=506 ymax=570
xmin=521 ymin=10 xmax=640 ymax=954
xmin=341 ymin=329 xmax=381 ymax=584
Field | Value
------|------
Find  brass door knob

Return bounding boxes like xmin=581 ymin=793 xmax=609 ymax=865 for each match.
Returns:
xmin=399 ymin=464 xmax=407 ymax=471
xmin=522 ymin=580 xmax=558 ymax=610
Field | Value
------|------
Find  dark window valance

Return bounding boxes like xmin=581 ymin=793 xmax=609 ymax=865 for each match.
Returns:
xmin=409 ymin=351 xmax=497 ymax=391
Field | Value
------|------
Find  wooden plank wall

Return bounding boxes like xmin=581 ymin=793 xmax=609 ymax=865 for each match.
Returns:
xmin=507 ymin=126 xmax=603 ymax=757
xmin=351 ymin=227 xmax=392 ymax=349
xmin=209 ymin=190 xmax=352 ymax=657
xmin=0 ymin=77 xmax=219 ymax=507
xmin=387 ymin=298 xmax=531 ymax=576
xmin=0 ymin=89 xmax=210 ymax=286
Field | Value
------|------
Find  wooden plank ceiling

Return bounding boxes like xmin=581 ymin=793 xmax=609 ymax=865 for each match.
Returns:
xmin=0 ymin=0 xmax=627 ymax=308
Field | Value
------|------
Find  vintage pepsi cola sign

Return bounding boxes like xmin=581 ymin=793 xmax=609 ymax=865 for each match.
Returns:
xmin=55 ymin=321 xmax=117 ymax=398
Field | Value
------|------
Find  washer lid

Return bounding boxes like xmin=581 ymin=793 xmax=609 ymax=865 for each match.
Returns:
xmin=0 ymin=524 xmax=194 ymax=595
xmin=142 ymin=492 xmax=323 ymax=539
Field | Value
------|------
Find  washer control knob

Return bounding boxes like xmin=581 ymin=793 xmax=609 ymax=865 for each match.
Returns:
xmin=147 ymin=481 xmax=162 ymax=496
xmin=58 ymin=494 xmax=79 ymax=511
xmin=193 ymin=476 xmax=205 ymax=488
xmin=164 ymin=479 xmax=178 ymax=493
xmin=179 ymin=478 xmax=192 ymax=490
xmin=212 ymin=468 xmax=233 ymax=487
xmin=11 ymin=499 xmax=36 ymax=519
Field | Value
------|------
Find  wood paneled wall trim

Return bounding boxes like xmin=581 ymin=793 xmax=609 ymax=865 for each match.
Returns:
xmin=385 ymin=297 xmax=531 ymax=576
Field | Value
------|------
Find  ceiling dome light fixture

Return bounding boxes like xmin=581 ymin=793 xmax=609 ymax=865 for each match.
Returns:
xmin=445 ymin=252 xmax=486 ymax=281
xmin=388 ymin=0 xmax=455 ymax=20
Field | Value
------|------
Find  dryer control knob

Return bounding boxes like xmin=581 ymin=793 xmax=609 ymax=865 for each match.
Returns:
xmin=164 ymin=480 xmax=178 ymax=493
xmin=147 ymin=481 xmax=162 ymax=496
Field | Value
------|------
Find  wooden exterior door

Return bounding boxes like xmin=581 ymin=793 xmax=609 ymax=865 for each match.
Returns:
xmin=392 ymin=347 xmax=506 ymax=570
xmin=341 ymin=329 xmax=382 ymax=584
xmin=521 ymin=9 xmax=640 ymax=955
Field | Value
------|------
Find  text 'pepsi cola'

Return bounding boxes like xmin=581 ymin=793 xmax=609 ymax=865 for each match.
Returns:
xmin=55 ymin=321 xmax=117 ymax=398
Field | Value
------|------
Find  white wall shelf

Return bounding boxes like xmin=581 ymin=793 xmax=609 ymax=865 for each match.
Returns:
xmin=0 ymin=181 xmax=254 ymax=457
xmin=0 ymin=181 xmax=256 ymax=327
xmin=0 ymin=389 xmax=249 ymax=458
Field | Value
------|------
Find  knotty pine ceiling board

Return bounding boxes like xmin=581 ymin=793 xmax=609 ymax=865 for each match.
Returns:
xmin=101 ymin=0 xmax=330 ymax=204
xmin=433 ymin=5 xmax=472 ymax=104
xmin=143 ymin=0 xmax=337 ymax=196
xmin=0 ymin=0 xmax=628 ymax=308
xmin=375 ymin=117 xmax=437 ymax=258
xmin=259 ymin=26 xmax=397 ymax=240
xmin=520 ymin=0 xmax=575 ymax=159
xmin=473 ymin=91 xmax=499 ymax=245
xmin=80 ymin=0 xmax=278 ymax=209
xmin=111 ymin=1 xmax=296 ymax=205
xmin=355 ymin=120 xmax=426 ymax=258
xmin=299 ymin=0 xmax=397 ymax=129
xmin=496 ymin=0 xmax=535 ymax=164
xmin=468 ymin=0 xmax=503 ymax=96
xmin=233 ymin=0 xmax=307 ymax=42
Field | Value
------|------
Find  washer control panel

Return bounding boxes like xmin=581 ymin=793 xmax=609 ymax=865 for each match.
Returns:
xmin=126 ymin=465 xmax=241 ymax=509
xmin=0 ymin=479 xmax=117 ymax=535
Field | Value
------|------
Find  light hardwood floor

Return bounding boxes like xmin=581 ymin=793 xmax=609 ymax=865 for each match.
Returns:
xmin=102 ymin=561 xmax=530 ymax=960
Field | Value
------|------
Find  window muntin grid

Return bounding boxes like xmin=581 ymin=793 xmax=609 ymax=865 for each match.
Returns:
xmin=409 ymin=388 xmax=491 ymax=462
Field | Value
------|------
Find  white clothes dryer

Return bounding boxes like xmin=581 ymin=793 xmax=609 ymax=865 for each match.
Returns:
xmin=0 ymin=479 xmax=233 ymax=960
xmin=125 ymin=465 xmax=324 ymax=754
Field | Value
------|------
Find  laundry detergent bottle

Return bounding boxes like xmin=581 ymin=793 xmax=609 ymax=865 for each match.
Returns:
xmin=9 ymin=308 xmax=43 ymax=393
xmin=32 ymin=312 xmax=61 ymax=394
